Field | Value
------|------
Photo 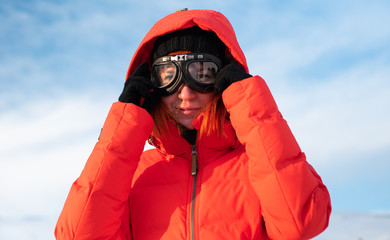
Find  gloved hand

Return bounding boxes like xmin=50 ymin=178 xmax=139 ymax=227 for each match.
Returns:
xmin=215 ymin=58 xmax=252 ymax=94
xmin=118 ymin=62 xmax=157 ymax=113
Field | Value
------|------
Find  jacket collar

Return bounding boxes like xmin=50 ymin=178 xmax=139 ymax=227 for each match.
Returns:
xmin=150 ymin=114 xmax=240 ymax=166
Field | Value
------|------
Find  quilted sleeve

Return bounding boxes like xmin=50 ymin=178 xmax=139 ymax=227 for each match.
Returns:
xmin=222 ymin=76 xmax=331 ymax=240
xmin=55 ymin=102 xmax=154 ymax=240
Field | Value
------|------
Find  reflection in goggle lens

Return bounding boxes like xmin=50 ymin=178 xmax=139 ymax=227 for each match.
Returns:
xmin=155 ymin=63 xmax=176 ymax=87
xmin=188 ymin=62 xmax=218 ymax=84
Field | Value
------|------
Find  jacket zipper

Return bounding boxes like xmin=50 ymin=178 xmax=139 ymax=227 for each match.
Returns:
xmin=191 ymin=144 xmax=198 ymax=176
xmin=190 ymin=144 xmax=198 ymax=240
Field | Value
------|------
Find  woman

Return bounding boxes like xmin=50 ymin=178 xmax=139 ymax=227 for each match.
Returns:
xmin=55 ymin=9 xmax=331 ymax=240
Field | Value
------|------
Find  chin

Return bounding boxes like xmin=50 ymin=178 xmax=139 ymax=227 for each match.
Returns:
xmin=179 ymin=120 xmax=195 ymax=130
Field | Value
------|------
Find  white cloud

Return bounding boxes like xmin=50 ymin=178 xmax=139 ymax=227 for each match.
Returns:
xmin=285 ymin=58 xmax=390 ymax=163
xmin=0 ymin=94 xmax=112 ymax=218
xmin=314 ymin=211 xmax=390 ymax=240
xmin=243 ymin=0 xmax=390 ymax=167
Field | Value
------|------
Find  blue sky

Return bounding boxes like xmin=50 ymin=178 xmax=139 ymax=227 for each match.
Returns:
xmin=1 ymin=0 xmax=390 ymax=239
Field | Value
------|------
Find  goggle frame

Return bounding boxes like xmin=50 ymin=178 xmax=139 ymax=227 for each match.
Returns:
xmin=151 ymin=53 xmax=223 ymax=96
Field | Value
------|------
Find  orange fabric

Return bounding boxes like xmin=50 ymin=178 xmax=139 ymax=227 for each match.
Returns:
xmin=55 ymin=9 xmax=331 ymax=240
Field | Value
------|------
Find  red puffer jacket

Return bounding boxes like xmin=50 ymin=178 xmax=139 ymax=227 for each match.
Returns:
xmin=55 ymin=9 xmax=331 ymax=240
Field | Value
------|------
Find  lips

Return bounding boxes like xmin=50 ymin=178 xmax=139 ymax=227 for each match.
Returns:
xmin=178 ymin=107 xmax=201 ymax=115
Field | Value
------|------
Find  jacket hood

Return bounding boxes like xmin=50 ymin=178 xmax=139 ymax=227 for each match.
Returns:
xmin=125 ymin=9 xmax=248 ymax=79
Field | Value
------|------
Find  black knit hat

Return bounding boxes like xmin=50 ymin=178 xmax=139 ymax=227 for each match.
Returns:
xmin=152 ymin=26 xmax=226 ymax=62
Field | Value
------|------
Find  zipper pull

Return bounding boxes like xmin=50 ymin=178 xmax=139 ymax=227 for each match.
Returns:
xmin=191 ymin=144 xmax=198 ymax=176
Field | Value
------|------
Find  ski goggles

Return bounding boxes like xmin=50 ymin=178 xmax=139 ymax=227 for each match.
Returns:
xmin=151 ymin=53 xmax=223 ymax=96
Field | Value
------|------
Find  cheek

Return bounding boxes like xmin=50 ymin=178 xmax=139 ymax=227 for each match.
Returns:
xmin=162 ymin=94 xmax=177 ymax=110
xmin=200 ymin=93 xmax=215 ymax=106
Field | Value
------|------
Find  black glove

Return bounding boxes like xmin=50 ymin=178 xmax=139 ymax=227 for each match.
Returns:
xmin=215 ymin=58 xmax=252 ymax=94
xmin=118 ymin=62 xmax=157 ymax=113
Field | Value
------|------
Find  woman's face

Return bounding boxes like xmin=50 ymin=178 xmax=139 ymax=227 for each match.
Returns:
xmin=162 ymin=85 xmax=215 ymax=129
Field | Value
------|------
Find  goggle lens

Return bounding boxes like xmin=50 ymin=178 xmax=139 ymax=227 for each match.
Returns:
xmin=154 ymin=63 xmax=177 ymax=87
xmin=188 ymin=62 xmax=218 ymax=84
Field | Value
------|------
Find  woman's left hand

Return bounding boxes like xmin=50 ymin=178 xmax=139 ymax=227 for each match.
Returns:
xmin=215 ymin=59 xmax=252 ymax=93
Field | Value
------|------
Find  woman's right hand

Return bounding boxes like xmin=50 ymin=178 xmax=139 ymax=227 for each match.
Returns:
xmin=118 ymin=62 xmax=158 ymax=113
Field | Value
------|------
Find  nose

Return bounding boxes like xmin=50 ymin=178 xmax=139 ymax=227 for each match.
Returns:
xmin=178 ymin=84 xmax=196 ymax=100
